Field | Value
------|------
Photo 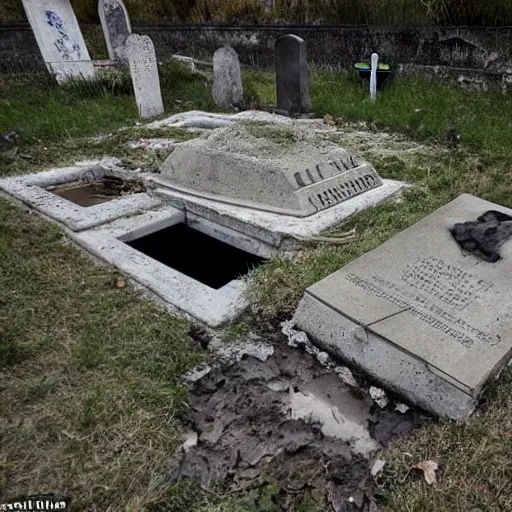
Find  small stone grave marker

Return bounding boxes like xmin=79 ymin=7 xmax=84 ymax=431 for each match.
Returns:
xmin=21 ymin=0 xmax=94 ymax=83
xmin=126 ymin=34 xmax=164 ymax=119
xmin=274 ymin=34 xmax=313 ymax=118
xmin=212 ymin=46 xmax=243 ymax=108
xmin=294 ymin=194 xmax=512 ymax=420
xmin=98 ymin=0 xmax=132 ymax=65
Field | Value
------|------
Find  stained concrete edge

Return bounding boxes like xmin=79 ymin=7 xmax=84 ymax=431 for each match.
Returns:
xmin=293 ymin=293 xmax=476 ymax=420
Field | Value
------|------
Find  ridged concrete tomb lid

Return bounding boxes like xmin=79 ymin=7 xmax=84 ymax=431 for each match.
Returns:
xmin=160 ymin=122 xmax=383 ymax=217
xmin=294 ymin=194 xmax=512 ymax=420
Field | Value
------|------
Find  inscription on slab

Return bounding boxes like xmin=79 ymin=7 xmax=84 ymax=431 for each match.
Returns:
xmin=295 ymin=194 xmax=512 ymax=419
xmin=99 ymin=0 xmax=132 ymax=64
xmin=126 ymin=34 xmax=164 ymax=119
xmin=21 ymin=0 xmax=94 ymax=83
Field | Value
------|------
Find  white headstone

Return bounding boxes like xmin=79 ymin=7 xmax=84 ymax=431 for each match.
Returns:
xmin=212 ymin=46 xmax=243 ymax=109
xmin=98 ymin=0 xmax=132 ymax=64
xmin=21 ymin=0 xmax=95 ymax=84
xmin=370 ymin=53 xmax=378 ymax=103
xmin=126 ymin=34 xmax=164 ymax=119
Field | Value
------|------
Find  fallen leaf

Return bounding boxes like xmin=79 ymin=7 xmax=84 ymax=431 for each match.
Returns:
xmin=115 ymin=278 xmax=127 ymax=289
xmin=323 ymin=114 xmax=335 ymax=126
xmin=413 ymin=460 xmax=439 ymax=485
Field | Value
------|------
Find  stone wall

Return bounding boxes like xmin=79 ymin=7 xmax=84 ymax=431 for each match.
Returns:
xmin=2 ymin=22 xmax=512 ymax=77
xmin=0 ymin=22 xmax=46 ymax=72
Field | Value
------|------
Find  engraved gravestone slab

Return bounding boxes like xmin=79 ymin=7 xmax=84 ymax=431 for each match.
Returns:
xmin=126 ymin=34 xmax=164 ymax=118
xmin=274 ymin=34 xmax=313 ymax=118
xmin=21 ymin=0 xmax=95 ymax=83
xmin=99 ymin=0 xmax=132 ymax=64
xmin=212 ymin=46 xmax=243 ymax=108
xmin=160 ymin=123 xmax=383 ymax=217
xmin=295 ymin=194 xmax=512 ymax=419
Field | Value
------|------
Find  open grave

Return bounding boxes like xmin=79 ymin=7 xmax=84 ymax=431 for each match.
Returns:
xmin=0 ymin=112 xmax=404 ymax=326
xmin=294 ymin=194 xmax=512 ymax=420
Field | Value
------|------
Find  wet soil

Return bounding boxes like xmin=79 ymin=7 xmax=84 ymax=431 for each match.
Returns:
xmin=48 ymin=176 xmax=145 ymax=207
xmin=172 ymin=342 xmax=425 ymax=511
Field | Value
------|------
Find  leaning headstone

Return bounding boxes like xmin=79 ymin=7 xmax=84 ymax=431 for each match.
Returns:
xmin=294 ymin=194 xmax=512 ymax=420
xmin=126 ymin=34 xmax=164 ymax=119
xmin=274 ymin=34 xmax=313 ymax=118
xmin=212 ymin=46 xmax=243 ymax=108
xmin=98 ymin=0 xmax=132 ymax=65
xmin=21 ymin=0 xmax=95 ymax=84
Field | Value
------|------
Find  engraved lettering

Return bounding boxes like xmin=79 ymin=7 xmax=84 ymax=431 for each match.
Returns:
xmin=364 ymin=174 xmax=376 ymax=187
xmin=294 ymin=172 xmax=306 ymax=188
xmin=329 ymin=160 xmax=344 ymax=173
xmin=345 ymin=272 xmax=500 ymax=348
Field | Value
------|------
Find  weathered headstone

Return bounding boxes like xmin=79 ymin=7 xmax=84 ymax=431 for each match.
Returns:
xmin=274 ymin=34 xmax=313 ymax=118
xmin=21 ymin=0 xmax=95 ymax=83
xmin=98 ymin=0 xmax=132 ymax=65
xmin=126 ymin=34 xmax=164 ymax=119
xmin=370 ymin=53 xmax=378 ymax=102
xmin=160 ymin=122 xmax=383 ymax=217
xmin=294 ymin=194 xmax=512 ymax=420
xmin=212 ymin=46 xmax=243 ymax=108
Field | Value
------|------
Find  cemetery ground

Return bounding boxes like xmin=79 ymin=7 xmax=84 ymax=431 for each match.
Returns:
xmin=1 ymin=63 xmax=511 ymax=511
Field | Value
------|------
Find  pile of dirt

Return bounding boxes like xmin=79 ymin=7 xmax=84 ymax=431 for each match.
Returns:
xmin=170 ymin=343 xmax=424 ymax=511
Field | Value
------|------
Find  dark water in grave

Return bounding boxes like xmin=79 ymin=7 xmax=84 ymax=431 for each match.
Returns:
xmin=48 ymin=177 xmax=144 ymax=208
xmin=126 ymin=223 xmax=266 ymax=289
xmin=50 ymin=183 xmax=117 ymax=207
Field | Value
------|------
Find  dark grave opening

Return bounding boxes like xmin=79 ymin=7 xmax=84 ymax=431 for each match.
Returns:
xmin=47 ymin=176 xmax=145 ymax=208
xmin=126 ymin=223 xmax=266 ymax=289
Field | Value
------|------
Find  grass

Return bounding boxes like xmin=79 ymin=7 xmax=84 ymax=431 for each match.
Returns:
xmin=0 ymin=63 xmax=238 ymax=511
xmin=0 ymin=199 xmax=204 ymax=510
xmin=244 ymin=70 xmax=512 ymax=511
xmin=0 ymin=64 xmax=512 ymax=510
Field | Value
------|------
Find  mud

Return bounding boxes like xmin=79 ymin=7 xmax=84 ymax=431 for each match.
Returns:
xmin=172 ymin=342 xmax=425 ymax=511
xmin=48 ymin=176 xmax=145 ymax=207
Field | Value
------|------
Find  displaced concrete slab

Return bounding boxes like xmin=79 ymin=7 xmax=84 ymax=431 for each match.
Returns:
xmin=0 ymin=160 xmax=159 ymax=231
xmin=294 ymin=194 xmax=512 ymax=420
xmin=159 ymin=123 xmax=384 ymax=217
